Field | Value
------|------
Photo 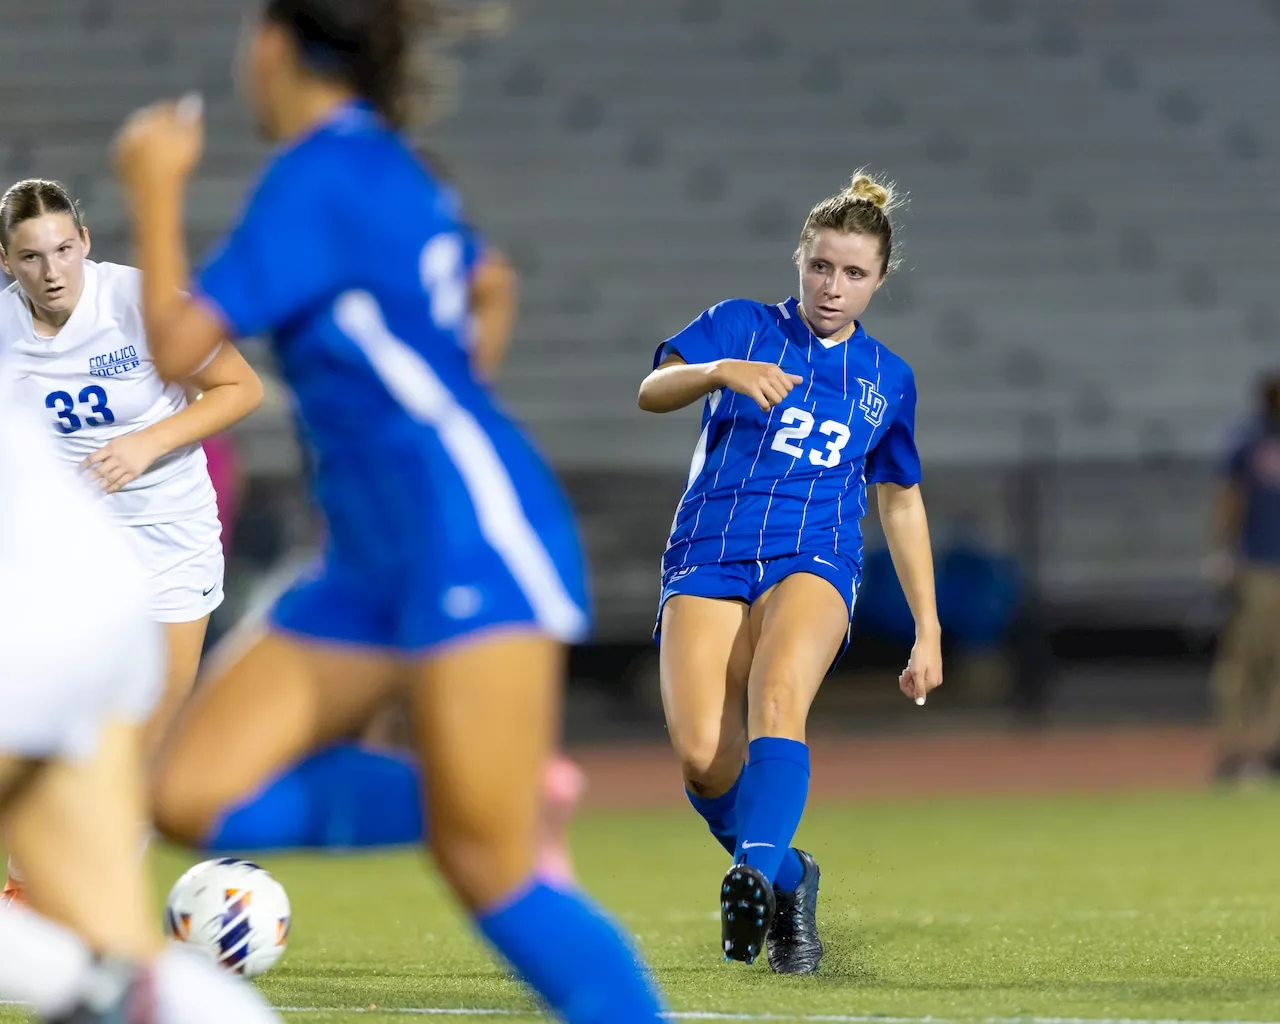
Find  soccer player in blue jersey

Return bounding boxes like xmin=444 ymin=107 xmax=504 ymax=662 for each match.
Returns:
xmin=638 ymin=174 xmax=943 ymax=973
xmin=110 ymin=1 xmax=664 ymax=1019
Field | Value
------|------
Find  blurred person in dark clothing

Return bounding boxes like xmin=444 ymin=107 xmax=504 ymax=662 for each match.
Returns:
xmin=1208 ymin=372 xmax=1280 ymax=780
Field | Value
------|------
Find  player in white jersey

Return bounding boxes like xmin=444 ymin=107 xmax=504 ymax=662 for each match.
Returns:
xmin=0 ymin=369 xmax=280 ymax=1023
xmin=0 ymin=179 xmax=263 ymax=901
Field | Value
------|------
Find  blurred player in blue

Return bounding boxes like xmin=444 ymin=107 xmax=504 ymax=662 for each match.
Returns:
xmin=638 ymin=174 xmax=943 ymax=973
xmin=111 ymin=1 xmax=663 ymax=1019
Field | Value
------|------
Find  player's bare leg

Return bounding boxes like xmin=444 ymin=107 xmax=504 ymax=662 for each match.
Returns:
xmin=410 ymin=631 xmax=558 ymax=906
xmin=3 ymin=615 xmax=213 ymax=905
xmin=3 ymin=615 xmax=209 ymax=905
xmin=746 ymin=573 xmax=847 ymax=742
xmin=408 ymin=629 xmax=664 ymax=1020
xmin=143 ymin=616 xmax=211 ymax=756
xmin=4 ymin=721 xmax=156 ymax=959
xmin=733 ymin=571 xmax=848 ymax=974
xmin=359 ymin=680 xmax=585 ymax=887
xmin=659 ymin=596 xmax=753 ymax=802
xmin=537 ymin=754 xmax=585 ymax=889
xmin=0 ymin=728 xmax=281 ymax=1023
xmin=662 ymin=595 xmax=802 ymax=965
xmin=152 ymin=631 xmax=401 ymax=846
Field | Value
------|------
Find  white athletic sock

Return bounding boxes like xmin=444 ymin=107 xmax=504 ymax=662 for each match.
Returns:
xmin=0 ymin=903 xmax=92 ymax=1017
xmin=154 ymin=943 xmax=280 ymax=1024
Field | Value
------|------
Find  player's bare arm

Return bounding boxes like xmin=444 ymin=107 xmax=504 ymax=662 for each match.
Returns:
xmin=83 ymin=344 xmax=262 ymax=493
xmin=469 ymin=248 xmax=518 ymax=381
xmin=877 ymin=480 xmax=943 ymax=703
xmin=115 ymin=96 xmax=226 ymax=383
xmin=638 ymin=352 xmax=803 ymax=413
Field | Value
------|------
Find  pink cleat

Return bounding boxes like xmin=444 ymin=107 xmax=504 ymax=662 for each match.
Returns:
xmin=537 ymin=755 xmax=585 ymax=889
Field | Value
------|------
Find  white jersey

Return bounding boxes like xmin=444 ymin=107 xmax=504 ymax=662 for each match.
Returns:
xmin=2 ymin=260 xmax=218 ymax=526
xmin=0 ymin=364 xmax=161 ymax=758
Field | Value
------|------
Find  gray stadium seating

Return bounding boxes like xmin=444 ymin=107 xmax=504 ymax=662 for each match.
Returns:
xmin=3 ymin=0 xmax=1274 ymax=631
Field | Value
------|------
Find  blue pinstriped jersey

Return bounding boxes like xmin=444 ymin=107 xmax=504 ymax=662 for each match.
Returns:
xmin=656 ymin=296 xmax=921 ymax=570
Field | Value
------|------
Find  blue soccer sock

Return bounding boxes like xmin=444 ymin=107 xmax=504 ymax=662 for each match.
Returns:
xmin=207 ymin=745 xmax=424 ymax=851
xmin=733 ymin=737 xmax=810 ymax=885
xmin=477 ymin=881 xmax=664 ymax=1023
xmin=685 ymin=769 xmax=743 ymax=856
xmin=773 ymin=848 xmax=806 ymax=893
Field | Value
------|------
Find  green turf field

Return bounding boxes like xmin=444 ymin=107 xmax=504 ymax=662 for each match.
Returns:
xmin=7 ymin=787 xmax=1280 ymax=1022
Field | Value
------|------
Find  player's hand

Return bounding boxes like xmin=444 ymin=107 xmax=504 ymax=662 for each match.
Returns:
xmin=82 ymin=433 xmax=166 ymax=494
xmin=712 ymin=359 xmax=804 ymax=412
xmin=899 ymin=630 xmax=943 ymax=705
xmin=113 ymin=93 xmax=205 ymax=197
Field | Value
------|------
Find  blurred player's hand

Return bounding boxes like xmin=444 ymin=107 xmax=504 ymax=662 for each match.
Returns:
xmin=712 ymin=359 xmax=804 ymax=411
xmin=899 ymin=632 xmax=943 ymax=704
xmin=82 ymin=432 xmax=166 ymax=494
xmin=113 ymin=94 xmax=205 ymax=197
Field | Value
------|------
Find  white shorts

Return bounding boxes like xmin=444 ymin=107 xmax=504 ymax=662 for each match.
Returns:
xmin=0 ymin=394 xmax=164 ymax=760
xmin=0 ymin=589 xmax=163 ymax=761
xmin=121 ymin=513 xmax=225 ymax=624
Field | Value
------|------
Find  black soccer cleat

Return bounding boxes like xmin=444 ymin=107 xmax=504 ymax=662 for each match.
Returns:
xmin=45 ymin=959 xmax=154 ymax=1024
xmin=720 ymin=860 xmax=775 ymax=965
xmin=767 ymin=849 xmax=824 ymax=975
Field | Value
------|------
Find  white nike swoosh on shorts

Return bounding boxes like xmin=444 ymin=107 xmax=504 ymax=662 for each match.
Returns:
xmin=740 ymin=841 xmax=775 ymax=849
xmin=812 ymin=555 xmax=837 ymax=569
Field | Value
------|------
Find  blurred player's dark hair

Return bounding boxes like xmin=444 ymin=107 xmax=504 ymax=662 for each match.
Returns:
xmin=795 ymin=171 xmax=902 ymax=277
xmin=0 ymin=179 xmax=84 ymax=250
xmin=263 ymin=0 xmax=438 ymax=129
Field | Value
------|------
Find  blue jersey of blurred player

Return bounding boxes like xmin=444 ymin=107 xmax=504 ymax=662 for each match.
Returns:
xmin=638 ymin=174 xmax=944 ymax=973
xmin=111 ymin=2 xmax=662 ymax=1020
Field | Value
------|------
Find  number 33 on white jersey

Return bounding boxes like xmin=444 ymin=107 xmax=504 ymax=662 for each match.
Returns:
xmin=1 ymin=260 xmax=218 ymax=527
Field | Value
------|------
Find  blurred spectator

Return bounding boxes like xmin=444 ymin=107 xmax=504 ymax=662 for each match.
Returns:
xmin=1207 ymin=373 xmax=1280 ymax=780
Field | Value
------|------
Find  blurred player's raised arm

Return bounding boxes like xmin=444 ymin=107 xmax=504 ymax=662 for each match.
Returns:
xmin=114 ymin=96 xmax=228 ymax=382
xmin=469 ymin=246 xmax=518 ymax=380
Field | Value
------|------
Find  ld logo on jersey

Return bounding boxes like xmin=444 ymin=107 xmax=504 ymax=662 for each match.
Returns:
xmin=88 ymin=346 xmax=140 ymax=378
xmin=857 ymin=379 xmax=888 ymax=428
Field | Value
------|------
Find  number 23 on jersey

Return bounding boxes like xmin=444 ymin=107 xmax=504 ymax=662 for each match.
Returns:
xmin=771 ymin=409 xmax=851 ymax=467
xmin=767 ymin=379 xmax=887 ymax=469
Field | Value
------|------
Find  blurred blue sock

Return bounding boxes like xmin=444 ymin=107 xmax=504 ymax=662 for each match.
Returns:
xmin=685 ymin=770 xmax=742 ymax=856
xmin=207 ymin=745 xmax=423 ymax=851
xmin=733 ymin=737 xmax=810 ymax=884
xmin=477 ymin=882 xmax=663 ymax=1023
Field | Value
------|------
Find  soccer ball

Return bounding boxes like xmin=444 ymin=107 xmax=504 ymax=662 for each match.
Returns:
xmin=165 ymin=858 xmax=291 ymax=978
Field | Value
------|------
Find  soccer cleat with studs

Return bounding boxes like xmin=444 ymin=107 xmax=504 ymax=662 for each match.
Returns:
xmin=720 ymin=860 xmax=775 ymax=965
xmin=766 ymin=849 xmax=823 ymax=974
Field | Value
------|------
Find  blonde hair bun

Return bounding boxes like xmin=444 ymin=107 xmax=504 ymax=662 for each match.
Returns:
xmin=845 ymin=173 xmax=892 ymax=211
